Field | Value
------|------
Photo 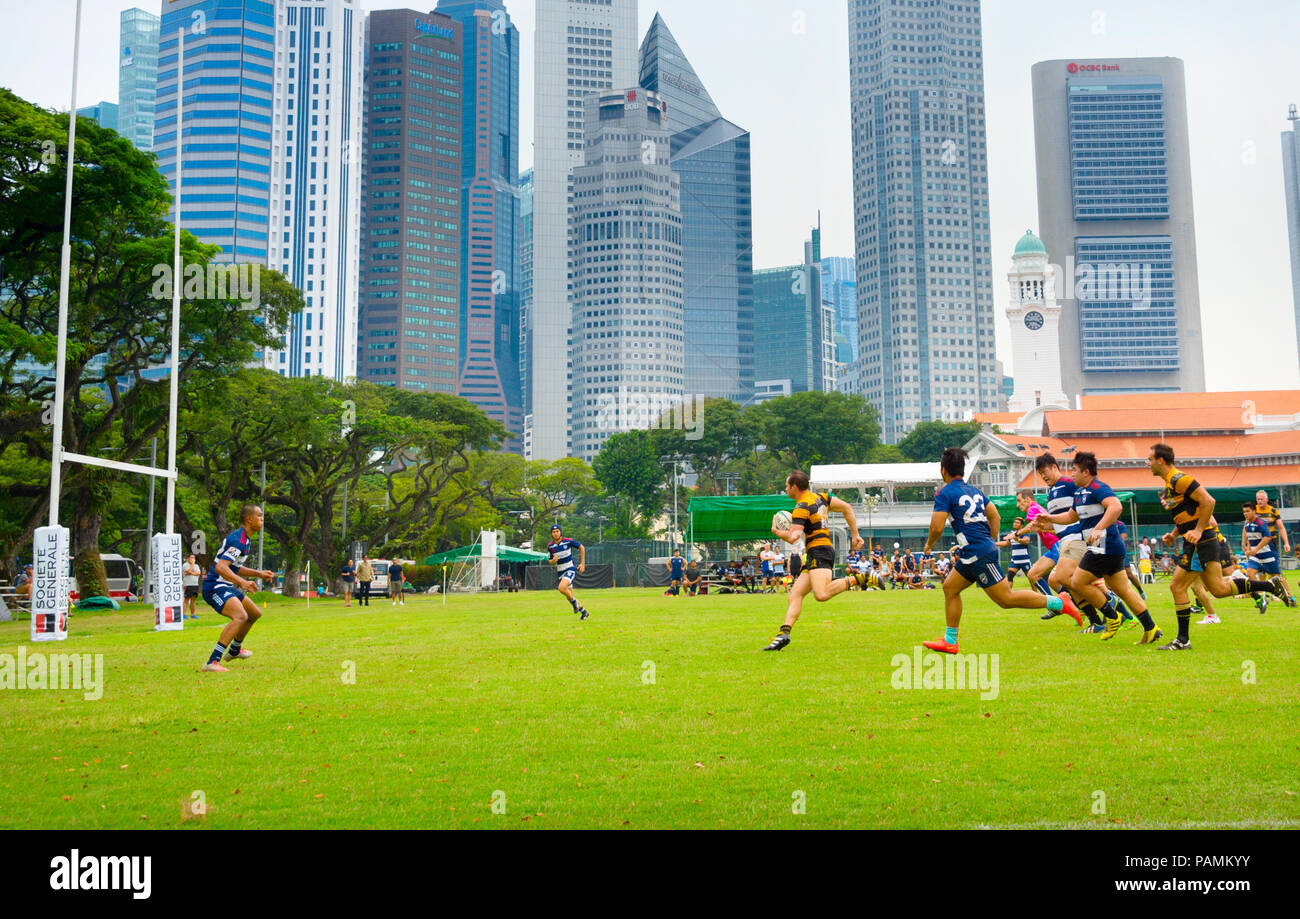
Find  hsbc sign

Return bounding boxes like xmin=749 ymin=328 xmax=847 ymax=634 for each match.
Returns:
xmin=1068 ymin=63 xmax=1120 ymax=74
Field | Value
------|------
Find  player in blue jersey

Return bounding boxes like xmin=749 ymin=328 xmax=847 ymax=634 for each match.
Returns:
xmin=547 ymin=524 xmax=589 ymax=620
xmin=921 ymin=449 xmax=1080 ymax=654
xmin=666 ymin=549 xmax=685 ymax=597
xmin=997 ymin=518 xmax=1035 ymax=588
xmin=1033 ymin=453 xmax=1163 ymax=645
xmin=1242 ymin=504 xmax=1281 ymax=579
xmin=200 ymin=504 xmax=276 ymax=673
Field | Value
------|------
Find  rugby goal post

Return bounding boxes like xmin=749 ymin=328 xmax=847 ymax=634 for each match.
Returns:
xmin=38 ymin=2 xmax=185 ymax=639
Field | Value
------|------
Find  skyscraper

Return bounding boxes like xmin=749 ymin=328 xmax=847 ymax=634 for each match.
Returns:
xmin=1283 ymin=105 xmax=1300 ymax=376
xmin=1032 ymin=58 xmax=1206 ymax=396
xmin=358 ymin=9 xmax=463 ymax=392
xmin=639 ymin=13 xmax=754 ymax=404
xmin=119 ymin=7 xmax=159 ymax=152
xmin=155 ymin=0 xmax=276 ymax=266
xmin=76 ymin=102 xmax=119 ymax=132
xmin=848 ymin=0 xmax=999 ymax=443
xmin=754 ymin=227 xmax=830 ymax=396
xmin=263 ymin=0 xmax=364 ymax=381
xmin=518 ymin=166 xmax=534 ymax=425
xmin=821 ymin=256 xmax=857 ymax=362
xmin=532 ymin=0 xmax=639 ymax=460
xmin=435 ymin=0 xmax=522 ymax=445
xmin=569 ymin=89 xmax=684 ymax=462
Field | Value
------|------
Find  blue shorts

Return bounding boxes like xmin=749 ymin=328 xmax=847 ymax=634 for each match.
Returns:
xmin=1247 ymin=557 xmax=1281 ymax=576
xmin=203 ymin=582 xmax=245 ymax=615
xmin=954 ymin=551 xmax=1005 ymax=589
xmin=1043 ymin=543 xmax=1061 ymax=564
xmin=761 ymin=563 xmax=773 ymax=576
xmin=557 ymin=566 xmax=577 ymax=584
xmin=1010 ymin=553 xmax=1032 ymax=570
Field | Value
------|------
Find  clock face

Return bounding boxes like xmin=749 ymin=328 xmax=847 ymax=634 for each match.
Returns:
xmin=1024 ymin=311 xmax=1045 ymax=332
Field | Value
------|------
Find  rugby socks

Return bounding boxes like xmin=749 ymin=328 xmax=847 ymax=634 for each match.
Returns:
xmin=1036 ymin=578 xmax=1053 ymax=596
xmin=1099 ymin=595 xmax=1122 ymax=623
xmin=1045 ymin=596 xmax=1064 ymax=613
xmin=569 ymin=597 xmax=580 ymax=612
xmin=1112 ymin=595 xmax=1133 ymax=621
xmin=1176 ymin=603 xmax=1193 ymax=643
xmin=208 ymin=643 xmax=227 ymax=665
xmin=1080 ymin=603 xmax=1103 ymax=627
xmin=779 ymin=624 xmax=792 ymax=636
xmin=944 ymin=627 xmax=959 ymax=646
xmin=1234 ymin=579 xmax=1276 ymax=597
xmin=229 ymin=639 xmax=242 ymax=657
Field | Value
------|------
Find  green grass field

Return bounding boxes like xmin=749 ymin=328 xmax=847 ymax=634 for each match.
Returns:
xmin=2 ymin=581 xmax=1297 ymax=829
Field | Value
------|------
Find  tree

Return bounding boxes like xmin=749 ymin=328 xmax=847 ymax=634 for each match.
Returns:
xmin=866 ymin=444 xmax=908 ymax=465
xmin=0 ymin=89 xmax=300 ymax=584
xmin=522 ymin=458 xmax=600 ymax=548
xmin=753 ymin=391 xmax=882 ymax=470
xmin=591 ymin=430 xmax=663 ymax=524
xmin=897 ymin=421 xmax=982 ymax=464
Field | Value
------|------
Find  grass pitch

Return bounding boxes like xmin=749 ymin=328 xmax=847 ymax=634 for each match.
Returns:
xmin=1 ymin=582 xmax=1297 ymax=829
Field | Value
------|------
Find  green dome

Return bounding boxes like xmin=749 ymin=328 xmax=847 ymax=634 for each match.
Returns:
xmin=1014 ymin=229 xmax=1047 ymax=257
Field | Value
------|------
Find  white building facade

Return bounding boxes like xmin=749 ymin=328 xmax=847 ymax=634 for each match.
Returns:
xmin=569 ymin=89 xmax=684 ymax=462
xmin=531 ymin=0 xmax=640 ymax=459
xmin=265 ymin=0 xmax=365 ymax=381
xmin=1006 ymin=230 xmax=1069 ymax=414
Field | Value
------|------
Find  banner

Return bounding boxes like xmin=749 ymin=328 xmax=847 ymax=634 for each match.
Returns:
xmin=31 ymin=526 xmax=70 ymax=643
xmin=524 ymin=564 xmax=615 ymax=591
xmin=480 ymin=529 xmax=498 ymax=589
xmin=151 ymin=533 xmax=184 ymax=631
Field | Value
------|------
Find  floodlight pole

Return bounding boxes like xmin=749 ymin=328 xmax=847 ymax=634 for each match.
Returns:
xmin=164 ymin=25 xmax=184 ymax=536
xmin=47 ymin=0 xmax=84 ymax=528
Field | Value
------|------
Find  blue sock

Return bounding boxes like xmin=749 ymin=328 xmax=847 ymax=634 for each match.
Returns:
xmin=208 ymin=643 xmax=227 ymax=664
xmin=1036 ymin=578 xmax=1053 ymax=596
xmin=944 ymin=627 xmax=958 ymax=645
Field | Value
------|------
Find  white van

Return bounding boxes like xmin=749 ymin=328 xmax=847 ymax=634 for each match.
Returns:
xmin=368 ymin=560 xmax=392 ymax=598
xmin=67 ymin=553 xmax=140 ymax=602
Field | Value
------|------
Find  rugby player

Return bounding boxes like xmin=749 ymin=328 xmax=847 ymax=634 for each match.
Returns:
xmin=921 ymin=449 xmax=1080 ymax=655
xmin=200 ymin=505 xmax=276 ymax=673
xmin=546 ymin=524 xmax=589 ymax=620
xmin=1148 ymin=444 xmax=1291 ymax=651
xmin=763 ymin=471 xmax=870 ymax=652
xmin=1032 ymin=453 xmax=1163 ymax=644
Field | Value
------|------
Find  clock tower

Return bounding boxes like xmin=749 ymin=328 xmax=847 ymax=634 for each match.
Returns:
xmin=1006 ymin=230 xmax=1069 ymax=414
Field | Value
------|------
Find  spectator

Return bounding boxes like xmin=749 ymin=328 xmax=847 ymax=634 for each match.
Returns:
xmin=339 ymin=558 xmax=355 ymax=607
xmin=182 ymin=554 xmax=202 ymax=620
xmin=15 ymin=563 xmax=33 ymax=600
xmin=356 ymin=557 xmax=374 ymax=607
xmin=684 ymin=561 xmax=702 ymax=597
xmin=389 ymin=560 xmax=406 ymax=606
xmin=741 ymin=558 xmax=758 ymax=593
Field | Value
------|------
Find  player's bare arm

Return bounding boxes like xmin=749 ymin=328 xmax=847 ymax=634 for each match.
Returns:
xmin=1087 ymin=495 xmax=1123 ymax=546
xmin=922 ymin=511 xmax=947 ymax=554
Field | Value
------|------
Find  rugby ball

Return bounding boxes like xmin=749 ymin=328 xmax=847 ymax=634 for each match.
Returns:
xmin=773 ymin=511 xmax=793 ymax=530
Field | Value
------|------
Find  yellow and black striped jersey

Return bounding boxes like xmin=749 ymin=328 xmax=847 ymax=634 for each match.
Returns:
xmin=1162 ymin=467 xmax=1218 ymax=538
xmin=1256 ymin=504 xmax=1284 ymax=543
xmin=791 ymin=491 xmax=834 ymax=550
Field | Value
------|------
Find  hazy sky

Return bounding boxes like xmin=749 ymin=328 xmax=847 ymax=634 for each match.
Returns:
xmin=4 ymin=0 xmax=1299 ymax=390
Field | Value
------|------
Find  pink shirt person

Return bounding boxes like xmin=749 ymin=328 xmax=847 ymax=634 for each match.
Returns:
xmin=1025 ymin=502 xmax=1059 ymax=548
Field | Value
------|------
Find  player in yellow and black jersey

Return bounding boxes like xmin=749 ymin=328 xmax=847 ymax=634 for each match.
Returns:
xmin=763 ymin=470 xmax=871 ymax=652
xmin=1148 ymin=444 xmax=1293 ymax=651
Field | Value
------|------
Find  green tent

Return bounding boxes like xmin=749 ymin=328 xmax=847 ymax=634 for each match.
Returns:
xmin=423 ymin=545 xmax=547 ymax=566
xmin=687 ymin=495 xmax=795 ymax=542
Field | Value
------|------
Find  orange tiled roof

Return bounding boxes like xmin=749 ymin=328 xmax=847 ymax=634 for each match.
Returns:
xmin=973 ymin=412 xmax=1023 ymax=426
xmin=1063 ymin=431 xmax=1300 ymax=461
xmin=1080 ymin=390 xmax=1300 ymax=415
xmin=1045 ymin=406 xmax=1249 ymax=436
